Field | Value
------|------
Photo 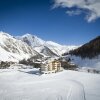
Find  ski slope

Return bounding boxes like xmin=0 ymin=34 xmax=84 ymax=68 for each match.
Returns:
xmin=0 ymin=69 xmax=100 ymax=100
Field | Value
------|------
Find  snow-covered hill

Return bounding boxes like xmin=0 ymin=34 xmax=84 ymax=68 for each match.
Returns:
xmin=18 ymin=34 xmax=78 ymax=56
xmin=0 ymin=32 xmax=40 ymax=62
xmin=0 ymin=69 xmax=100 ymax=100
xmin=69 ymin=36 xmax=100 ymax=59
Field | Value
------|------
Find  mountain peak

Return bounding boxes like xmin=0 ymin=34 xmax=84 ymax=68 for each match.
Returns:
xmin=19 ymin=33 xmax=45 ymax=47
xmin=0 ymin=31 xmax=12 ymax=38
xmin=22 ymin=33 xmax=34 ymax=38
xmin=0 ymin=32 xmax=41 ymax=62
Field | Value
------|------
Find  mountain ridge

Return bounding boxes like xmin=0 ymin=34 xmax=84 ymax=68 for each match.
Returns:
xmin=0 ymin=31 xmax=78 ymax=62
xmin=69 ymin=35 xmax=100 ymax=59
xmin=0 ymin=32 xmax=41 ymax=62
xmin=18 ymin=33 xmax=78 ymax=56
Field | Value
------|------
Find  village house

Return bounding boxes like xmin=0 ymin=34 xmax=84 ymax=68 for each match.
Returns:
xmin=40 ymin=59 xmax=63 ymax=74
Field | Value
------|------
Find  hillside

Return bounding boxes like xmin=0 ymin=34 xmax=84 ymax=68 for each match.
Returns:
xmin=69 ymin=36 xmax=100 ymax=59
xmin=0 ymin=32 xmax=41 ymax=62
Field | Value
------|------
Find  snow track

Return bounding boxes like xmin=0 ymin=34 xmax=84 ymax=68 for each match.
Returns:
xmin=66 ymin=80 xmax=86 ymax=100
xmin=0 ymin=69 xmax=86 ymax=100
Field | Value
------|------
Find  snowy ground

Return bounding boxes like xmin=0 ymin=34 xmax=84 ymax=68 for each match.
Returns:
xmin=0 ymin=69 xmax=100 ymax=100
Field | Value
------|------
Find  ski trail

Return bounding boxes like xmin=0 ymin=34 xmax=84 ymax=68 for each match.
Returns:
xmin=67 ymin=85 xmax=72 ymax=100
xmin=66 ymin=80 xmax=86 ymax=100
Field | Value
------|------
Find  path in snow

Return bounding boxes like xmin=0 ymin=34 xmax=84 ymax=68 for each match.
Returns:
xmin=0 ymin=69 xmax=86 ymax=100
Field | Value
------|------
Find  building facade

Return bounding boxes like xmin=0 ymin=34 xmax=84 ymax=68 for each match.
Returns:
xmin=40 ymin=60 xmax=63 ymax=74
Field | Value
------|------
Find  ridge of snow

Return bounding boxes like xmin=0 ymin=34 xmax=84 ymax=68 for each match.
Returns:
xmin=19 ymin=33 xmax=78 ymax=56
xmin=0 ymin=32 xmax=40 ymax=62
xmin=46 ymin=41 xmax=62 ymax=47
xmin=19 ymin=33 xmax=45 ymax=47
xmin=0 ymin=31 xmax=78 ymax=61
xmin=0 ymin=31 xmax=13 ymax=38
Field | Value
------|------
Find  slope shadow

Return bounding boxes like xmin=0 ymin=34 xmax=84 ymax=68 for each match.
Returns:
xmin=18 ymin=69 xmax=41 ymax=75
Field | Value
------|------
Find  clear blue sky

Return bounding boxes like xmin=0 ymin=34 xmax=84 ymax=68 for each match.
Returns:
xmin=0 ymin=0 xmax=100 ymax=45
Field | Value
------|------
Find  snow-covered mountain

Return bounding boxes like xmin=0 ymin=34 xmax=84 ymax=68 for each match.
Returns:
xmin=17 ymin=34 xmax=45 ymax=47
xmin=0 ymin=32 xmax=41 ymax=62
xmin=45 ymin=41 xmax=78 ymax=56
xmin=0 ymin=31 xmax=78 ymax=62
xmin=34 ymin=46 xmax=59 ymax=57
xmin=18 ymin=34 xmax=78 ymax=56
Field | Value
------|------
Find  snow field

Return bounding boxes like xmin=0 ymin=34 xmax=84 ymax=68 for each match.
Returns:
xmin=0 ymin=69 xmax=100 ymax=100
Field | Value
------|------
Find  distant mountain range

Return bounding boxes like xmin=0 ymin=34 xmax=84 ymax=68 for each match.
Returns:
xmin=0 ymin=31 xmax=100 ymax=70
xmin=18 ymin=34 xmax=77 ymax=57
xmin=0 ymin=31 xmax=78 ymax=62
